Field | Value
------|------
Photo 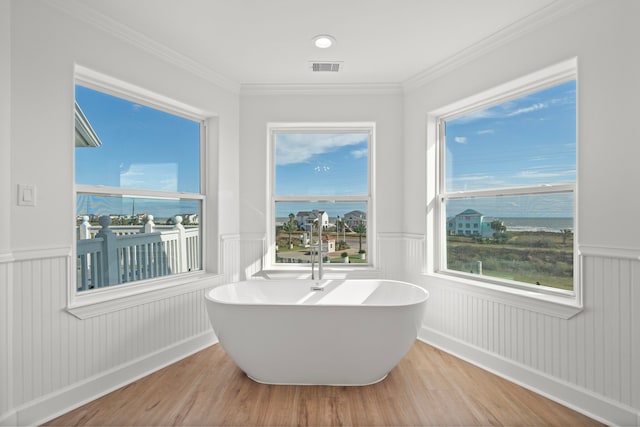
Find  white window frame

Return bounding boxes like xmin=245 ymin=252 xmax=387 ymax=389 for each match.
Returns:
xmin=425 ymin=58 xmax=582 ymax=318
xmin=266 ymin=122 xmax=376 ymax=270
xmin=68 ymin=66 xmax=216 ymax=318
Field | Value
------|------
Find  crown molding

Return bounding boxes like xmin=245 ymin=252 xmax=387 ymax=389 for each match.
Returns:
xmin=240 ymin=83 xmax=403 ymax=96
xmin=42 ymin=0 xmax=594 ymax=97
xmin=43 ymin=0 xmax=241 ymax=94
xmin=402 ymin=0 xmax=595 ymax=92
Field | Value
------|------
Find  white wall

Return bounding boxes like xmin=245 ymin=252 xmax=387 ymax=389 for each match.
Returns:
xmin=10 ymin=3 xmax=240 ymax=252
xmin=2 ymin=1 xmax=240 ymax=424
xmin=0 ymin=0 xmax=10 ymax=255
xmin=404 ymin=0 xmax=640 ymax=424
xmin=0 ymin=0 xmax=13 ymax=421
xmin=239 ymin=91 xmax=404 ymax=235
xmin=238 ymin=90 xmax=405 ymax=277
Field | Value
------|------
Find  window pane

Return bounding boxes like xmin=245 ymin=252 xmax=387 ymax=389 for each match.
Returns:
xmin=75 ymin=85 xmax=201 ymax=193
xmin=275 ymin=201 xmax=367 ymax=264
xmin=445 ymin=81 xmax=576 ymax=192
xmin=274 ymin=132 xmax=369 ymax=196
xmin=444 ymin=193 xmax=574 ymax=290
xmin=75 ymin=194 xmax=201 ymax=291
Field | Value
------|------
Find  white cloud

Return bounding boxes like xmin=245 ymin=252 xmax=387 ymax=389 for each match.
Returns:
xmin=454 ymin=175 xmax=492 ymax=181
xmin=275 ymin=133 xmax=366 ymax=165
xmin=350 ymin=148 xmax=368 ymax=159
xmin=454 ymin=136 xmax=467 ymax=144
xmin=513 ymin=169 xmax=576 ymax=179
xmin=449 ymin=109 xmax=496 ymax=124
xmin=476 ymin=129 xmax=494 ymax=135
xmin=507 ymin=102 xmax=547 ymax=117
xmin=447 ymin=174 xmax=506 ymax=191
xmin=120 ymin=163 xmax=178 ymax=192
xmin=450 ymin=98 xmax=559 ymax=125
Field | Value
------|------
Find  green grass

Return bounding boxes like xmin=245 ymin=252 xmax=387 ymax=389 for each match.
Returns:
xmin=447 ymin=231 xmax=574 ymax=291
xmin=275 ymin=230 xmax=574 ymax=288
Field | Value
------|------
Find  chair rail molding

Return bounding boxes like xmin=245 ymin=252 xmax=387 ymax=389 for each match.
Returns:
xmin=579 ymin=244 xmax=640 ymax=260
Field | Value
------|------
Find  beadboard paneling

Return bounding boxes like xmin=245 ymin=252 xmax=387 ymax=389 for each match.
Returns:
xmin=377 ymin=234 xmax=407 ymax=279
xmin=6 ymin=234 xmax=638 ymax=426
xmin=6 ymin=251 xmax=215 ymax=423
xmin=414 ymin=238 xmax=640 ymax=424
xmin=221 ymin=234 xmax=264 ymax=283
xmin=0 ymin=260 xmax=11 ymax=422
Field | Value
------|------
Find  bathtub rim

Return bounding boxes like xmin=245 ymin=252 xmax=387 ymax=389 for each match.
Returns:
xmin=204 ymin=278 xmax=429 ymax=308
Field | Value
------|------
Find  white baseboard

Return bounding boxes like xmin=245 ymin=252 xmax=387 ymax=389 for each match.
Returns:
xmin=419 ymin=326 xmax=639 ymax=427
xmin=2 ymin=331 xmax=217 ymax=427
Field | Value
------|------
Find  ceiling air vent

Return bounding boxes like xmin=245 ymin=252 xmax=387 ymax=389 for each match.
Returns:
xmin=310 ymin=61 xmax=342 ymax=72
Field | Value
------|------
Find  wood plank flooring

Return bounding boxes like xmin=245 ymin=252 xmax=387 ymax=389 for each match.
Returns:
xmin=44 ymin=341 xmax=603 ymax=426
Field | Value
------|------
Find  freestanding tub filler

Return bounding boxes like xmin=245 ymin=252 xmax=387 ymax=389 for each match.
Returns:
xmin=204 ymin=279 xmax=429 ymax=386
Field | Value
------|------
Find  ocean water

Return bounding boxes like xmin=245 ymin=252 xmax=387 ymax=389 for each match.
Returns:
xmin=276 ymin=216 xmax=573 ymax=233
xmin=501 ymin=217 xmax=573 ymax=233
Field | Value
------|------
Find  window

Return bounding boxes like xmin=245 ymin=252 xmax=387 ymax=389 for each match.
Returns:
xmin=269 ymin=124 xmax=373 ymax=266
xmin=74 ymin=81 xmax=205 ymax=293
xmin=433 ymin=61 xmax=577 ymax=296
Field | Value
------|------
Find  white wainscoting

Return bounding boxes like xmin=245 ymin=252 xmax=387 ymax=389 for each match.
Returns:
xmin=403 ymin=234 xmax=640 ymax=426
xmin=1 ymin=248 xmax=222 ymax=426
xmin=0 ymin=256 xmax=13 ymax=425
xmin=378 ymin=233 xmax=415 ymax=279
xmin=5 ymin=235 xmax=638 ymax=426
xmin=221 ymin=233 xmax=265 ymax=283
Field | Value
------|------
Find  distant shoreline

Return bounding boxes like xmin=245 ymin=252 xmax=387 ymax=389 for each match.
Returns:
xmin=276 ymin=216 xmax=573 ymax=233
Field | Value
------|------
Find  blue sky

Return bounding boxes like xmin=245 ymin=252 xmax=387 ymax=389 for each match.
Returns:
xmin=75 ymin=85 xmax=201 ymax=218
xmin=274 ymin=132 xmax=369 ymax=218
xmin=75 ymin=85 xmax=201 ymax=193
xmin=75 ymin=82 xmax=575 ymax=220
xmin=275 ymin=133 xmax=369 ymax=196
xmin=445 ymin=80 xmax=576 ymax=218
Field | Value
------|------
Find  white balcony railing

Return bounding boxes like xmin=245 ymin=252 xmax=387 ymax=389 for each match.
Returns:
xmin=76 ymin=215 xmax=200 ymax=291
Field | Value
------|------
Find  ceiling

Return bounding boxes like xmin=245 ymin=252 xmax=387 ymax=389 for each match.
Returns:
xmin=60 ymin=0 xmax=582 ymax=90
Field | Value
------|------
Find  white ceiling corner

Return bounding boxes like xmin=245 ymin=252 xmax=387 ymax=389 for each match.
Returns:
xmin=44 ymin=0 xmax=593 ymax=94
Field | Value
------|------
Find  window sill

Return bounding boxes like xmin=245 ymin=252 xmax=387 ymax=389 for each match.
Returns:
xmin=420 ymin=272 xmax=583 ymax=319
xmin=256 ymin=265 xmax=382 ymax=280
xmin=66 ymin=271 xmax=223 ymax=319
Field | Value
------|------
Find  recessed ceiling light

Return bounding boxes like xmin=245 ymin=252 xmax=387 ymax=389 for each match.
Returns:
xmin=312 ymin=34 xmax=336 ymax=49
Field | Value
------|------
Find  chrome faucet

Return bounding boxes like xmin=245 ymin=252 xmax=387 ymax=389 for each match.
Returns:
xmin=311 ymin=209 xmax=324 ymax=282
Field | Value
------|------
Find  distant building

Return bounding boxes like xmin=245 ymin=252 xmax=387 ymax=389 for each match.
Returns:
xmin=343 ymin=210 xmax=366 ymax=230
xmin=447 ymin=209 xmax=497 ymax=237
xmin=297 ymin=211 xmax=329 ymax=230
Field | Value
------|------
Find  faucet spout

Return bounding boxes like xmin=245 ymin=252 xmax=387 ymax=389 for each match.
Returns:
xmin=313 ymin=209 xmax=323 ymax=281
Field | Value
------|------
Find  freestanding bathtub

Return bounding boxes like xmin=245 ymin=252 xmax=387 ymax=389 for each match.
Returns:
xmin=204 ymin=279 xmax=429 ymax=386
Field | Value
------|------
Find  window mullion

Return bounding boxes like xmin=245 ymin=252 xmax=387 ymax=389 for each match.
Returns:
xmin=76 ymin=185 xmax=204 ymax=200
xmin=274 ymin=195 xmax=369 ymax=202
xmin=441 ymin=183 xmax=574 ymax=200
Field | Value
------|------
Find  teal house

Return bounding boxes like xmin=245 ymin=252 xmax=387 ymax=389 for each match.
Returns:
xmin=447 ymin=209 xmax=495 ymax=237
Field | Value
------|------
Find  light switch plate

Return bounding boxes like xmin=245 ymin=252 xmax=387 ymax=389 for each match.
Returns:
xmin=18 ymin=184 xmax=36 ymax=206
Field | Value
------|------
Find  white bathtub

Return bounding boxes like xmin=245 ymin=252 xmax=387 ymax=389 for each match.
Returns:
xmin=204 ymin=279 xmax=429 ymax=386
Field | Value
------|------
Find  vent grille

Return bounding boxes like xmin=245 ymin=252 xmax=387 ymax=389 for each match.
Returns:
xmin=310 ymin=62 xmax=341 ymax=72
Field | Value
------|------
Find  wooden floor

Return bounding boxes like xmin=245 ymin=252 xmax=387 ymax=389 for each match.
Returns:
xmin=44 ymin=341 xmax=602 ymax=426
